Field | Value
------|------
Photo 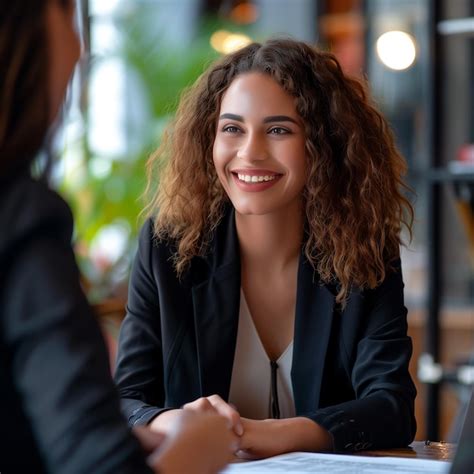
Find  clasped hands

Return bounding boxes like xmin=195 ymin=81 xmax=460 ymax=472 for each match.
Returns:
xmin=149 ymin=394 xmax=332 ymax=461
xmin=134 ymin=407 xmax=239 ymax=474
xmin=181 ymin=394 xmax=287 ymax=460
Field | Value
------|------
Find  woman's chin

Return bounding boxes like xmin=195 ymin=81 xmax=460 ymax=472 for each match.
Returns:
xmin=232 ymin=202 xmax=274 ymax=217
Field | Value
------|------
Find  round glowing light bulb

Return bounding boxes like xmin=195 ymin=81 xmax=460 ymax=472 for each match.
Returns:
xmin=222 ymin=33 xmax=252 ymax=54
xmin=210 ymin=30 xmax=252 ymax=54
xmin=376 ymin=31 xmax=417 ymax=71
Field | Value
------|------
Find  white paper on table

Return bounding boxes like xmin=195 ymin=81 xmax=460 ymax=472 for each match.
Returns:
xmin=221 ymin=452 xmax=451 ymax=474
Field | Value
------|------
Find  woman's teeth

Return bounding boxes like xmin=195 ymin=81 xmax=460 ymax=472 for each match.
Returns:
xmin=237 ymin=174 xmax=277 ymax=183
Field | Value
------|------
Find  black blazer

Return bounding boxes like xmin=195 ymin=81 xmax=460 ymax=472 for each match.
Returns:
xmin=0 ymin=175 xmax=152 ymax=474
xmin=115 ymin=208 xmax=417 ymax=453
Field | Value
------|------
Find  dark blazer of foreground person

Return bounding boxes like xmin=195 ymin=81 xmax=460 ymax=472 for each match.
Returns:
xmin=115 ymin=207 xmax=417 ymax=453
xmin=1 ymin=1 xmax=236 ymax=472
xmin=0 ymin=173 xmax=152 ymax=473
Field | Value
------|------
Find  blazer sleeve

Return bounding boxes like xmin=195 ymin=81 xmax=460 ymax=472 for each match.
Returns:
xmin=114 ymin=220 xmax=169 ymax=426
xmin=2 ymin=229 xmax=152 ymax=473
xmin=309 ymin=262 xmax=417 ymax=452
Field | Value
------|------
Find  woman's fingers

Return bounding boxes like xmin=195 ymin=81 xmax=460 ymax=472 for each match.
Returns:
xmin=182 ymin=395 xmax=243 ymax=436
xmin=207 ymin=394 xmax=244 ymax=436
xmin=182 ymin=396 xmax=216 ymax=413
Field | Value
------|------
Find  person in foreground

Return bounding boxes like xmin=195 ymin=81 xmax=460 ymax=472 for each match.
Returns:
xmin=115 ymin=37 xmax=418 ymax=458
xmin=0 ymin=1 xmax=237 ymax=472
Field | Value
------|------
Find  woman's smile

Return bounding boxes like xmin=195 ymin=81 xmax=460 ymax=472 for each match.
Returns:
xmin=231 ymin=168 xmax=283 ymax=192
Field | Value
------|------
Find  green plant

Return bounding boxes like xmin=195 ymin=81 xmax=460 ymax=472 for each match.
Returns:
xmin=61 ymin=144 xmax=150 ymax=302
xmin=61 ymin=10 xmax=251 ymax=301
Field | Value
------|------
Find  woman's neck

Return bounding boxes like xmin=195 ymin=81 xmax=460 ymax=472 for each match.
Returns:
xmin=235 ymin=203 xmax=304 ymax=272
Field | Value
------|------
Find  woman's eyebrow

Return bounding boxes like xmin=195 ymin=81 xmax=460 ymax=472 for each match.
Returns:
xmin=219 ymin=113 xmax=244 ymax=122
xmin=262 ymin=115 xmax=298 ymax=124
xmin=219 ymin=113 xmax=298 ymax=124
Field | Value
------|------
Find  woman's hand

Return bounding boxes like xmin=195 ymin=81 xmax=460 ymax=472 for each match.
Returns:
xmin=147 ymin=410 xmax=239 ymax=474
xmin=150 ymin=395 xmax=243 ymax=437
xmin=235 ymin=419 xmax=286 ymax=459
xmin=236 ymin=417 xmax=334 ymax=460
xmin=183 ymin=394 xmax=244 ymax=436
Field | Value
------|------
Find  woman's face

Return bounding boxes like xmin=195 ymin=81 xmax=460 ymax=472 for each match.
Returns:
xmin=46 ymin=0 xmax=81 ymax=123
xmin=213 ymin=72 xmax=307 ymax=217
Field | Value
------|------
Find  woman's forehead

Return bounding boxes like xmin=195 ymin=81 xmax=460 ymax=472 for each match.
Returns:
xmin=219 ymin=72 xmax=298 ymax=117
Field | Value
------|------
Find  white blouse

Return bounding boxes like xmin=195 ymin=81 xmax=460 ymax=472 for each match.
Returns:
xmin=228 ymin=290 xmax=296 ymax=419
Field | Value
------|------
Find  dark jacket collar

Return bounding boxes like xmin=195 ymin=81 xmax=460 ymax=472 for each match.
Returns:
xmin=191 ymin=205 xmax=240 ymax=279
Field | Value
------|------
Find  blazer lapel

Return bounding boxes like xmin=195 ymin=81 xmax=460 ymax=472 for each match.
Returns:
xmin=292 ymin=255 xmax=336 ymax=414
xmin=191 ymin=207 xmax=241 ymax=400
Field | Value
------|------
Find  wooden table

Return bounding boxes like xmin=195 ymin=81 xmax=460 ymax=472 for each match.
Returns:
xmin=231 ymin=441 xmax=456 ymax=464
xmin=359 ymin=440 xmax=455 ymax=461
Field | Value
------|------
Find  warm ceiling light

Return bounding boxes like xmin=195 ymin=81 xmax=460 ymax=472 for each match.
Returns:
xmin=222 ymin=33 xmax=252 ymax=53
xmin=210 ymin=30 xmax=252 ymax=54
xmin=229 ymin=2 xmax=259 ymax=25
xmin=210 ymin=30 xmax=229 ymax=52
xmin=376 ymin=30 xmax=417 ymax=71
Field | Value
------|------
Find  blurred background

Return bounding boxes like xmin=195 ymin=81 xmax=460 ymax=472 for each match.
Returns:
xmin=52 ymin=0 xmax=473 ymax=443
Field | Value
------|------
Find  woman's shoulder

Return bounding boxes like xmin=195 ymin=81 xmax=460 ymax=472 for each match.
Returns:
xmin=137 ymin=217 xmax=175 ymax=253
xmin=136 ymin=206 xmax=236 ymax=278
xmin=135 ymin=218 xmax=181 ymax=277
xmin=0 ymin=174 xmax=73 ymax=263
xmin=138 ymin=205 xmax=234 ymax=254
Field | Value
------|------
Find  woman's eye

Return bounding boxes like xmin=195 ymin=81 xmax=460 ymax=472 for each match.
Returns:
xmin=268 ymin=127 xmax=289 ymax=135
xmin=222 ymin=125 xmax=240 ymax=133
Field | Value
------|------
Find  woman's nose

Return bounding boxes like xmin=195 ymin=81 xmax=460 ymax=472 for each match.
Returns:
xmin=236 ymin=132 xmax=268 ymax=162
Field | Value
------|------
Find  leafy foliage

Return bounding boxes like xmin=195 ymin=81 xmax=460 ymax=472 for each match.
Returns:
xmin=63 ymin=9 xmax=226 ymax=300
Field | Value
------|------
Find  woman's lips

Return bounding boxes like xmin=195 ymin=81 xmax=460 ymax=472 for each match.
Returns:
xmin=231 ymin=170 xmax=282 ymax=192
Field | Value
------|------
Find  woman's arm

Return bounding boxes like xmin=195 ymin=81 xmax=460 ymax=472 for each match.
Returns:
xmin=237 ymin=417 xmax=333 ymax=459
xmin=114 ymin=220 xmax=169 ymax=426
xmin=307 ymin=262 xmax=417 ymax=452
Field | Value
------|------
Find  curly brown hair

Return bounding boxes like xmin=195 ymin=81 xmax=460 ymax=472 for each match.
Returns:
xmin=146 ymin=38 xmax=413 ymax=304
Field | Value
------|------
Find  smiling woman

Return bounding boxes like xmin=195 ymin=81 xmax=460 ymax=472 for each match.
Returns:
xmin=115 ymin=38 xmax=417 ymax=459
xmin=213 ymin=73 xmax=307 ymax=216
